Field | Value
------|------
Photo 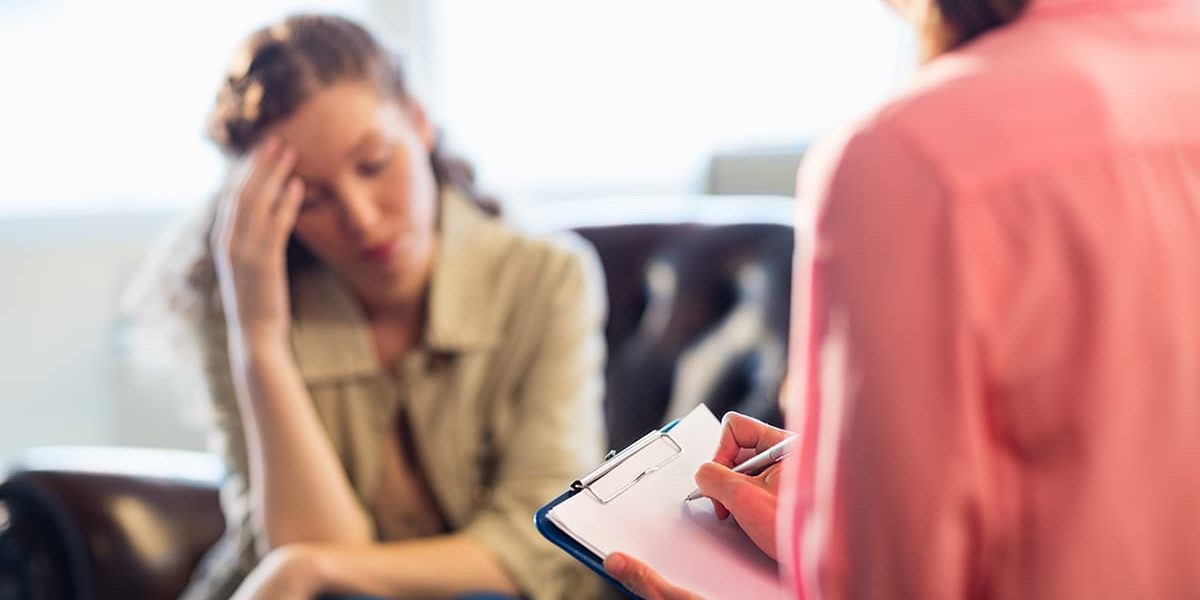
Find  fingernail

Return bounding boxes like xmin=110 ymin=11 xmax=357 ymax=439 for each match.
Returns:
xmin=606 ymin=553 xmax=626 ymax=571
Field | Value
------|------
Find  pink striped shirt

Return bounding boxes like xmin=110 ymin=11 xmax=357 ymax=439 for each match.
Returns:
xmin=783 ymin=0 xmax=1200 ymax=598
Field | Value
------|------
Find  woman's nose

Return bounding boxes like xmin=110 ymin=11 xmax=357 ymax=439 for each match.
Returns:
xmin=339 ymin=190 xmax=381 ymax=239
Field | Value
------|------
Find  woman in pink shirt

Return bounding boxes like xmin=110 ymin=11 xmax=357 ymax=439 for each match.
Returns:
xmin=608 ymin=0 xmax=1200 ymax=598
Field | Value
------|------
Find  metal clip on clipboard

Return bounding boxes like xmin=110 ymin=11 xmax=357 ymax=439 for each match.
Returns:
xmin=570 ymin=428 xmax=683 ymax=504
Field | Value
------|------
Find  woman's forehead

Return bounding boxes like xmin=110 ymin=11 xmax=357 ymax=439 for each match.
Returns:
xmin=272 ymin=83 xmax=407 ymax=170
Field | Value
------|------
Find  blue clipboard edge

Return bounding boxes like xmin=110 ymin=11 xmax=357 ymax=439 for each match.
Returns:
xmin=534 ymin=419 xmax=683 ymax=599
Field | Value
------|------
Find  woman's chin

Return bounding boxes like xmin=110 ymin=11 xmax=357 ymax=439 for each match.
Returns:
xmin=345 ymin=256 xmax=429 ymax=304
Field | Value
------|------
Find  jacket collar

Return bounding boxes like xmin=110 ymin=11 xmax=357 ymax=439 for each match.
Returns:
xmin=288 ymin=188 xmax=508 ymax=382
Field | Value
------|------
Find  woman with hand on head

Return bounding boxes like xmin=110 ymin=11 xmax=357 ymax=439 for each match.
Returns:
xmin=608 ymin=0 xmax=1200 ymax=598
xmin=164 ymin=14 xmax=609 ymax=600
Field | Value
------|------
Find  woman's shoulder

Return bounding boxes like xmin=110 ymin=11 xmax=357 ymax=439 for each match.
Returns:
xmin=847 ymin=15 xmax=1153 ymax=195
xmin=435 ymin=194 xmax=607 ymax=338
xmin=491 ymin=221 xmax=606 ymax=310
xmin=445 ymin=191 xmax=600 ymax=286
xmin=506 ymin=225 xmax=601 ymax=279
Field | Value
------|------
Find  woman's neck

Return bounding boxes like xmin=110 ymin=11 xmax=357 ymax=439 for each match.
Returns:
xmin=361 ymin=289 xmax=428 ymax=371
xmin=348 ymin=241 xmax=438 ymax=369
xmin=351 ymin=247 xmax=436 ymax=327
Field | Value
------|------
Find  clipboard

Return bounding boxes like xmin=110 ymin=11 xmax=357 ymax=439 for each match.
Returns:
xmin=535 ymin=404 xmax=785 ymax=599
xmin=535 ymin=419 xmax=682 ymax=598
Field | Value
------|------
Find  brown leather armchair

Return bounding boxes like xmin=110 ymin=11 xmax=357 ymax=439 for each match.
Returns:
xmin=0 ymin=217 xmax=794 ymax=600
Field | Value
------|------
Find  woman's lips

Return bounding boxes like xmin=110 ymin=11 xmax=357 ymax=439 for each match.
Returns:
xmin=361 ymin=238 xmax=399 ymax=263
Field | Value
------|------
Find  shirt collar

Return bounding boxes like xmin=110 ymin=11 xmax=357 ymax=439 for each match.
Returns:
xmin=288 ymin=188 xmax=507 ymax=383
xmin=424 ymin=187 xmax=507 ymax=352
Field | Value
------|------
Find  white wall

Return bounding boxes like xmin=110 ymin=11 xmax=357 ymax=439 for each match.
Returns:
xmin=0 ymin=212 xmax=207 ymax=466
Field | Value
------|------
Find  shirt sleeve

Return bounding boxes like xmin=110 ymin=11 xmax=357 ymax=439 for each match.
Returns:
xmin=459 ymin=235 xmax=609 ymax=600
xmin=782 ymin=120 xmax=998 ymax=600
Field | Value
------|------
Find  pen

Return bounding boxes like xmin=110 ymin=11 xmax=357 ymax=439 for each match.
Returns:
xmin=684 ymin=435 xmax=798 ymax=502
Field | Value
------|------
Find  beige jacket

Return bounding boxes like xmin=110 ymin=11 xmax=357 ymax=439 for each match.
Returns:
xmin=180 ymin=190 xmax=609 ymax=600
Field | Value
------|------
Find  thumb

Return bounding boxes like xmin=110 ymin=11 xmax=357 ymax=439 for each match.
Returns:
xmin=604 ymin=552 xmax=671 ymax=600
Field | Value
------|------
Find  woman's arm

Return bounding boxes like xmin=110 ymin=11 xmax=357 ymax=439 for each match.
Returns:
xmin=230 ymin=343 xmax=374 ymax=546
xmin=786 ymin=121 xmax=993 ymax=600
xmin=212 ymin=137 xmax=372 ymax=549
xmin=232 ymin=536 xmax=518 ymax=600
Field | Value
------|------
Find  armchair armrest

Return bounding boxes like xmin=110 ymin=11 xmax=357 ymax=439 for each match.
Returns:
xmin=0 ymin=447 xmax=225 ymax=600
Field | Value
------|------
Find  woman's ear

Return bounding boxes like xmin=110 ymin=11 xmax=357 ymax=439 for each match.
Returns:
xmin=404 ymin=99 xmax=436 ymax=152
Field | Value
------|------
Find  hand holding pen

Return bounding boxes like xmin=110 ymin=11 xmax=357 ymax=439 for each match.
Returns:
xmin=683 ymin=412 xmax=795 ymax=561
xmin=685 ymin=434 xmax=797 ymax=502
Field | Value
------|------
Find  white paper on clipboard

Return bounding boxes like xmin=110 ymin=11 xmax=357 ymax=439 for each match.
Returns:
xmin=547 ymin=404 xmax=785 ymax=600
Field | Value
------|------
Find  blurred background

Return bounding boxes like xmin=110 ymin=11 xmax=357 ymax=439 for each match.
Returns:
xmin=0 ymin=0 xmax=913 ymax=465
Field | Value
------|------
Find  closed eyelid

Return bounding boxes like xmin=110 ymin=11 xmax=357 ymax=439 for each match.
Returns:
xmin=355 ymin=147 xmax=397 ymax=176
xmin=301 ymin=183 xmax=334 ymax=205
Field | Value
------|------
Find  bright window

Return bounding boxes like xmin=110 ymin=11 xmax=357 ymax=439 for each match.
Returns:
xmin=0 ymin=0 xmax=912 ymax=216
xmin=0 ymin=0 xmax=369 ymax=217
xmin=428 ymin=0 xmax=914 ymax=201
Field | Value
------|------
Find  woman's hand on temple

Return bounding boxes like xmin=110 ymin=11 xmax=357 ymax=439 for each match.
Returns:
xmin=211 ymin=136 xmax=306 ymax=349
xmin=694 ymin=412 xmax=793 ymax=561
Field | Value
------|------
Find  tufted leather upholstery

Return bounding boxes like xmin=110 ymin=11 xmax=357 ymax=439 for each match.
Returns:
xmin=576 ymin=223 xmax=792 ymax=450
xmin=0 ymin=218 xmax=794 ymax=600
xmin=0 ymin=447 xmax=227 ymax=600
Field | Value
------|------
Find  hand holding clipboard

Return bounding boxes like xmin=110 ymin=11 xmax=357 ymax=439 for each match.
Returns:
xmin=536 ymin=406 xmax=792 ymax=599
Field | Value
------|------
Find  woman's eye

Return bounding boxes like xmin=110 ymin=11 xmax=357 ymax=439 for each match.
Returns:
xmin=356 ymin=152 xmax=394 ymax=177
xmin=300 ymin=193 xmax=327 ymax=211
